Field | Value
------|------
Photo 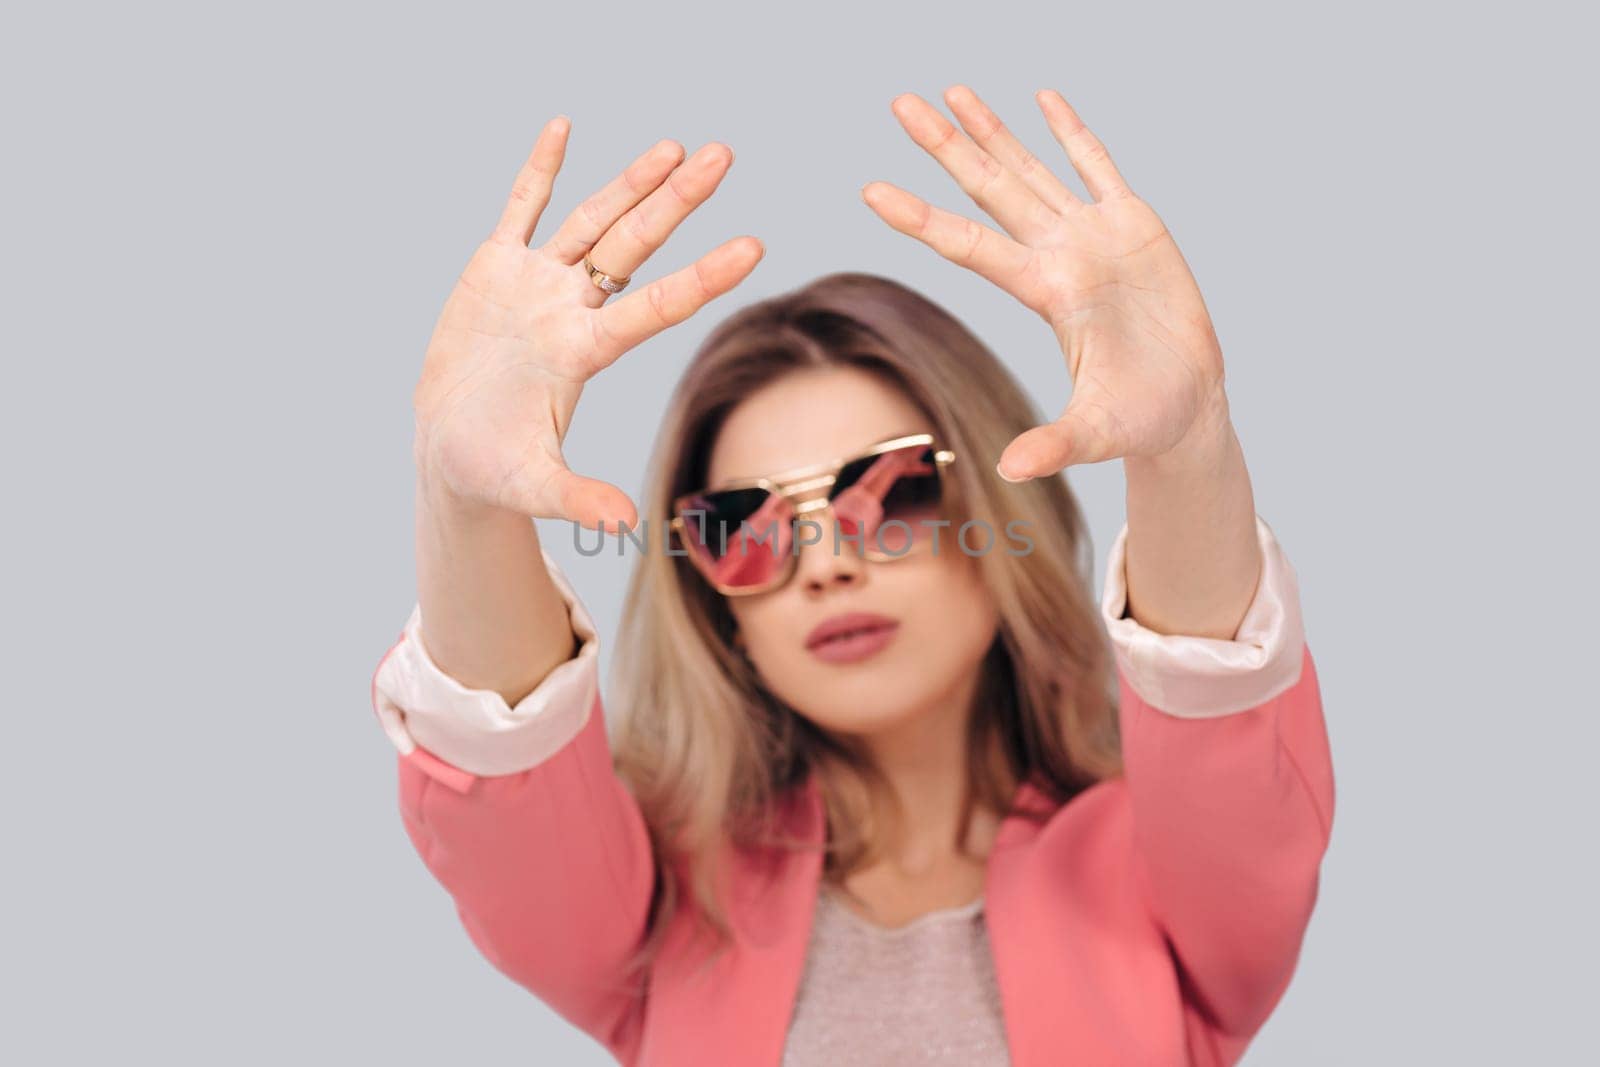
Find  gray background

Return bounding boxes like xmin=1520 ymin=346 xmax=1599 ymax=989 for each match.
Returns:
xmin=4 ymin=1 xmax=1594 ymax=1063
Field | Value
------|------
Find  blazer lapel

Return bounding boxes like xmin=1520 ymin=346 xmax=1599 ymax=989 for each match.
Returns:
xmin=732 ymin=774 xmax=827 ymax=1064
xmin=653 ymin=771 xmax=826 ymax=1065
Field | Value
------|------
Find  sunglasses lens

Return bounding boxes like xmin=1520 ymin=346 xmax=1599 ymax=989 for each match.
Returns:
xmin=829 ymin=443 xmax=943 ymax=555
xmin=676 ymin=487 xmax=794 ymax=589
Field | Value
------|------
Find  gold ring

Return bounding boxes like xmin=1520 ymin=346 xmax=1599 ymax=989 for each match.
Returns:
xmin=583 ymin=255 xmax=631 ymax=294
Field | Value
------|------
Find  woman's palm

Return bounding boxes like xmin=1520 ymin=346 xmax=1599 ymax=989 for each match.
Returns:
xmin=414 ymin=238 xmax=606 ymax=525
xmin=1032 ymin=198 xmax=1223 ymax=462
xmin=863 ymin=87 xmax=1228 ymax=476
xmin=411 ymin=121 xmax=763 ymax=530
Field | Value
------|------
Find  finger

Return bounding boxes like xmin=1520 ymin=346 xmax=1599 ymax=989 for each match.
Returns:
xmin=997 ymin=399 xmax=1124 ymax=480
xmin=576 ymin=142 xmax=736 ymax=310
xmin=492 ymin=117 xmax=572 ymax=245
xmin=543 ymin=139 xmax=686 ymax=266
xmin=591 ymin=235 xmax=764 ymax=364
xmin=889 ymin=92 xmax=1059 ymax=245
xmin=860 ymin=181 xmax=1040 ymax=307
xmin=1035 ymin=91 xmax=1131 ymax=202
xmin=943 ymin=85 xmax=1081 ymax=215
xmin=499 ymin=462 xmax=639 ymax=533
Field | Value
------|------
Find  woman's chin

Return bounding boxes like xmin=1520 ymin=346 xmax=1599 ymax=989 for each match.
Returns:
xmin=798 ymin=683 xmax=937 ymax=739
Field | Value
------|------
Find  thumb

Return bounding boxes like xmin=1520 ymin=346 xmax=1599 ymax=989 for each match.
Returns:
xmin=500 ymin=463 xmax=639 ymax=534
xmin=997 ymin=402 xmax=1121 ymax=481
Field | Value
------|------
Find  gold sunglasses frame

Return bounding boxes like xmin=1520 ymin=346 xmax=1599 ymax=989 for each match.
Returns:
xmin=668 ymin=432 xmax=958 ymax=597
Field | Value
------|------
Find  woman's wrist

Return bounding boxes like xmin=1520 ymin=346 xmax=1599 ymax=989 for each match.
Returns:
xmin=1138 ymin=382 xmax=1234 ymax=473
xmin=411 ymin=421 xmax=506 ymax=524
xmin=1119 ymin=384 xmax=1260 ymax=640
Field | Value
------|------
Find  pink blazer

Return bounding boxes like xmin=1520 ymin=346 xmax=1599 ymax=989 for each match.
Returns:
xmin=370 ymin=514 xmax=1334 ymax=1066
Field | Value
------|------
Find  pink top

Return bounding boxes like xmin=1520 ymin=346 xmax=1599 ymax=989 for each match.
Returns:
xmin=369 ymin=513 xmax=1334 ymax=1066
xmin=782 ymin=885 xmax=1008 ymax=1064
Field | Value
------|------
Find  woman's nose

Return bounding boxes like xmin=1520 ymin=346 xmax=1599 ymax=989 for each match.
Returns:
xmin=793 ymin=501 xmax=865 ymax=591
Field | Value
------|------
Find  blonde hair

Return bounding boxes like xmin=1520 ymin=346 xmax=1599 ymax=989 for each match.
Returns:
xmin=610 ymin=271 xmax=1122 ymax=975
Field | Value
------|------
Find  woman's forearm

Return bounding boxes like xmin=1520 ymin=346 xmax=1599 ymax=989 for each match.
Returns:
xmin=415 ymin=464 xmax=577 ymax=709
xmin=1119 ymin=388 xmax=1263 ymax=641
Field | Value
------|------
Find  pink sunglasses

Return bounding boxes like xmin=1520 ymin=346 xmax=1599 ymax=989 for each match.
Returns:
xmin=669 ymin=433 xmax=957 ymax=596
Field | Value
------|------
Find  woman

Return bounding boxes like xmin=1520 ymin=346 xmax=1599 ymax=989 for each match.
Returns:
xmin=371 ymin=86 xmax=1334 ymax=1067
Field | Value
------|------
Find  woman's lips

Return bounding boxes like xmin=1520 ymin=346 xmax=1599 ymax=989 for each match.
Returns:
xmin=805 ymin=615 xmax=900 ymax=664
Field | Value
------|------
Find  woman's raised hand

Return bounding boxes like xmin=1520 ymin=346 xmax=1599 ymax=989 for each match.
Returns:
xmin=413 ymin=118 xmax=764 ymax=531
xmin=863 ymin=88 xmax=1229 ymax=480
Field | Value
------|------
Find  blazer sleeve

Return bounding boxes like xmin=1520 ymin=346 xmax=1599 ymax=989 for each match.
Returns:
xmin=1101 ymin=514 xmax=1335 ymax=1049
xmin=369 ymin=547 xmax=654 ymax=1066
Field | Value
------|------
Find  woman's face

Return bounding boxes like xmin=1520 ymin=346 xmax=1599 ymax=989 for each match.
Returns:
xmin=707 ymin=365 xmax=1001 ymax=743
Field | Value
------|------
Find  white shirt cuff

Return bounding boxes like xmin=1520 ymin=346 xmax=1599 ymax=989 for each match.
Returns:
xmin=1100 ymin=513 xmax=1306 ymax=717
xmin=371 ymin=546 xmax=601 ymax=777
